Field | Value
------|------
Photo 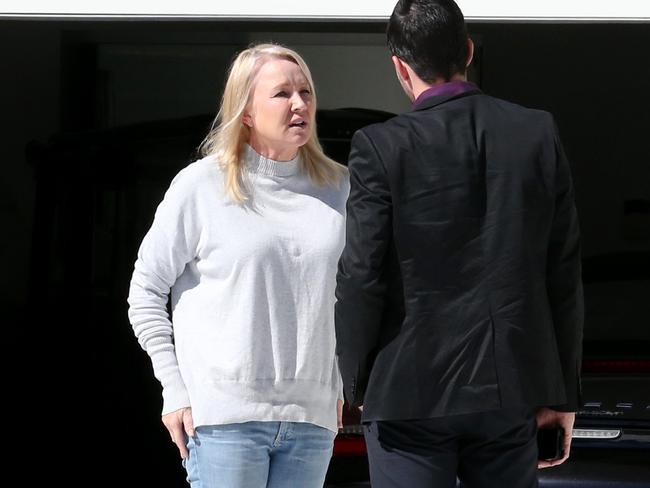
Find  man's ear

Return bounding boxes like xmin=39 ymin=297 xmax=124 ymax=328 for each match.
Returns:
xmin=391 ymin=55 xmax=411 ymax=84
xmin=392 ymin=55 xmax=416 ymax=101
xmin=466 ymin=38 xmax=474 ymax=68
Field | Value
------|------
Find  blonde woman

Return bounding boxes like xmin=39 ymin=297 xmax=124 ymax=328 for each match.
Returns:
xmin=127 ymin=43 xmax=348 ymax=487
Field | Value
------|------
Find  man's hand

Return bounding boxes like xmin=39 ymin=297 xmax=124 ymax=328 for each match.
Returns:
xmin=536 ymin=407 xmax=575 ymax=469
xmin=162 ymin=407 xmax=195 ymax=459
xmin=337 ymin=399 xmax=344 ymax=429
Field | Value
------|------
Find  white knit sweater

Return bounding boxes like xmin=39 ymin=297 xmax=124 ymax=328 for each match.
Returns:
xmin=127 ymin=145 xmax=348 ymax=432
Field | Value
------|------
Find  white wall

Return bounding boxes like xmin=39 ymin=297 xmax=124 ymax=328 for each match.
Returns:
xmin=3 ymin=0 xmax=650 ymax=20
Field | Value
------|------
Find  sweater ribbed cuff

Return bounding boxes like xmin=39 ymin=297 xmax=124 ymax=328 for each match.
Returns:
xmin=161 ymin=376 xmax=191 ymax=415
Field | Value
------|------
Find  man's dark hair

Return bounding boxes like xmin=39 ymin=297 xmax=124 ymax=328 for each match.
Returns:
xmin=387 ymin=0 xmax=469 ymax=83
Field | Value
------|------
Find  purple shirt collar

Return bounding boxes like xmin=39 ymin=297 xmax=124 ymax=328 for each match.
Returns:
xmin=413 ymin=80 xmax=479 ymax=110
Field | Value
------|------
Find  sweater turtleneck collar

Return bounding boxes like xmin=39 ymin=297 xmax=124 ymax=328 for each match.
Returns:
xmin=244 ymin=144 xmax=301 ymax=177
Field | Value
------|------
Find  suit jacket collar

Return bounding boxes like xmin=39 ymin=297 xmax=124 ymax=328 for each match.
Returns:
xmin=412 ymin=81 xmax=482 ymax=112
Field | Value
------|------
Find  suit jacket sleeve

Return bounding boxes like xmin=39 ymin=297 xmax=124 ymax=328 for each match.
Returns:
xmin=546 ymin=122 xmax=584 ymax=412
xmin=335 ymin=129 xmax=392 ymax=406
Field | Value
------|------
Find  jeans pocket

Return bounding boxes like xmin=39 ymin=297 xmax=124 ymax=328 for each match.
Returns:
xmin=183 ymin=437 xmax=201 ymax=487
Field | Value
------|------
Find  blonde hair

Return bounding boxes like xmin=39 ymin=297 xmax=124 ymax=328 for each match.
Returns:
xmin=199 ymin=43 xmax=346 ymax=203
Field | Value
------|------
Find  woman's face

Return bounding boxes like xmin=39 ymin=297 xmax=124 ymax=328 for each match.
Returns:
xmin=244 ymin=58 xmax=315 ymax=161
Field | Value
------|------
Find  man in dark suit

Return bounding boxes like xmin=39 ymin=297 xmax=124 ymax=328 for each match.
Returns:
xmin=334 ymin=1 xmax=584 ymax=486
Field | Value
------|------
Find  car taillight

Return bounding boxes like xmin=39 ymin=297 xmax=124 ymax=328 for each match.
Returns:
xmin=333 ymin=434 xmax=367 ymax=456
xmin=582 ymin=359 xmax=650 ymax=374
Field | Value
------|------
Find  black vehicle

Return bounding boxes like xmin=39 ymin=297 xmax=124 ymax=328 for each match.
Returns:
xmin=26 ymin=103 xmax=649 ymax=488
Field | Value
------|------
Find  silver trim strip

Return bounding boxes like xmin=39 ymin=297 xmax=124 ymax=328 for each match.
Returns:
xmin=337 ymin=426 xmax=627 ymax=440
xmin=573 ymin=428 xmax=622 ymax=439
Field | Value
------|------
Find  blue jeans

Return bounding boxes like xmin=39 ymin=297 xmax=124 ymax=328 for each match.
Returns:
xmin=182 ymin=421 xmax=336 ymax=488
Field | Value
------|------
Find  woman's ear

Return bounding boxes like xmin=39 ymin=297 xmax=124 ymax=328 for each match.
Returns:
xmin=242 ymin=111 xmax=252 ymax=128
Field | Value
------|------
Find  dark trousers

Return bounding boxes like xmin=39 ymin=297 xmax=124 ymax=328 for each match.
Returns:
xmin=364 ymin=408 xmax=538 ymax=488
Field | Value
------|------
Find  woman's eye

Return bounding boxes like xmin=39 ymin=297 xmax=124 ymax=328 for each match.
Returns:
xmin=274 ymin=91 xmax=288 ymax=97
xmin=301 ymin=89 xmax=312 ymax=95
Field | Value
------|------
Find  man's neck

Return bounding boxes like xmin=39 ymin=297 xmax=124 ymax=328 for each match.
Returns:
xmin=412 ymin=73 xmax=467 ymax=101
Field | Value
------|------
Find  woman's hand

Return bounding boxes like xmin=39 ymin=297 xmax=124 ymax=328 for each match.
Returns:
xmin=162 ymin=407 xmax=195 ymax=459
xmin=337 ymin=399 xmax=344 ymax=429
xmin=536 ymin=407 xmax=575 ymax=469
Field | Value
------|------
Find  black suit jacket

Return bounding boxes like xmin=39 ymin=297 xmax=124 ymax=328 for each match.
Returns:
xmin=335 ymin=89 xmax=583 ymax=421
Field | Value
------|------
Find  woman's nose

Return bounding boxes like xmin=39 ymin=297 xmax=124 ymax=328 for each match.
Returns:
xmin=291 ymin=93 xmax=306 ymax=112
